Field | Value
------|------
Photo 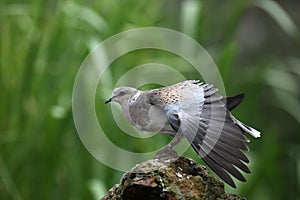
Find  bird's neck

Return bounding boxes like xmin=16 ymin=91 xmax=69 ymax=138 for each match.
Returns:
xmin=120 ymin=91 xmax=141 ymax=125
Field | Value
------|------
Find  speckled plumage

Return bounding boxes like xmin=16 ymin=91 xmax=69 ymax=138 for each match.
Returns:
xmin=148 ymin=81 xmax=189 ymax=105
xmin=105 ymin=80 xmax=261 ymax=188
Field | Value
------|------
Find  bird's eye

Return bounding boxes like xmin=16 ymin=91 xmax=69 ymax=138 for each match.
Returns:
xmin=118 ymin=91 xmax=126 ymax=96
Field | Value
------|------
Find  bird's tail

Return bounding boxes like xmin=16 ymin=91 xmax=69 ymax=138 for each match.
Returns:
xmin=234 ymin=119 xmax=261 ymax=138
xmin=224 ymin=94 xmax=261 ymax=138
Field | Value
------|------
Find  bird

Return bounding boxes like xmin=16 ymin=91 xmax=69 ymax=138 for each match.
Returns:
xmin=105 ymin=80 xmax=261 ymax=188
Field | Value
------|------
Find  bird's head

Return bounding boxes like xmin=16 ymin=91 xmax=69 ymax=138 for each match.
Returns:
xmin=105 ymin=86 xmax=138 ymax=105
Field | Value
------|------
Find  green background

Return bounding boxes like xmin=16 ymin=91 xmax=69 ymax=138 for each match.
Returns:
xmin=1 ymin=0 xmax=300 ymax=199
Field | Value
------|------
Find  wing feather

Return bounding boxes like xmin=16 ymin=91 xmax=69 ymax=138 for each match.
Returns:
xmin=147 ymin=80 xmax=256 ymax=187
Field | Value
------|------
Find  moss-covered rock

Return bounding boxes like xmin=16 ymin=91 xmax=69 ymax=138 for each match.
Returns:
xmin=101 ymin=157 xmax=245 ymax=200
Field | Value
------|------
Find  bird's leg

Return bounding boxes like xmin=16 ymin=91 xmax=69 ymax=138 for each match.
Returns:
xmin=155 ymin=133 xmax=184 ymax=159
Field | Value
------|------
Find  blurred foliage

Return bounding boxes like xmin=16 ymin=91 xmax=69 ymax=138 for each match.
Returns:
xmin=1 ymin=0 xmax=300 ymax=199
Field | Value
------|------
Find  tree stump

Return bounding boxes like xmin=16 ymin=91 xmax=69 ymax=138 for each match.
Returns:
xmin=101 ymin=156 xmax=245 ymax=200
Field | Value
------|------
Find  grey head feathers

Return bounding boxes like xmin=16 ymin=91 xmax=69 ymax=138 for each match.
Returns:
xmin=105 ymin=86 xmax=139 ymax=105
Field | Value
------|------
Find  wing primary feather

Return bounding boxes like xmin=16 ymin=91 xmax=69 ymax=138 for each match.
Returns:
xmin=209 ymin=132 xmax=249 ymax=151
xmin=189 ymin=135 xmax=235 ymax=186
xmin=209 ymin=124 xmax=249 ymax=142
xmin=211 ymin=138 xmax=250 ymax=163
xmin=200 ymin=136 xmax=250 ymax=173
xmin=197 ymin=136 xmax=249 ymax=178
xmin=189 ymin=133 xmax=247 ymax=184
xmin=194 ymin=129 xmax=250 ymax=163
xmin=202 ymin=155 xmax=236 ymax=188
xmin=204 ymin=88 xmax=219 ymax=97
xmin=201 ymin=147 xmax=247 ymax=182
xmin=204 ymin=94 xmax=223 ymax=104
xmin=202 ymin=84 xmax=214 ymax=91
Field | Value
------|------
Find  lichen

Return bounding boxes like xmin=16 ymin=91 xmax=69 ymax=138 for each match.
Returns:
xmin=101 ymin=157 xmax=246 ymax=200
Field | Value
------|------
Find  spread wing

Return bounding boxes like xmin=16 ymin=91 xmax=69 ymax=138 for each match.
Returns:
xmin=147 ymin=80 xmax=252 ymax=188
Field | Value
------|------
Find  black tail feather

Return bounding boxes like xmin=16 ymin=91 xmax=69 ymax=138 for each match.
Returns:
xmin=224 ymin=94 xmax=244 ymax=111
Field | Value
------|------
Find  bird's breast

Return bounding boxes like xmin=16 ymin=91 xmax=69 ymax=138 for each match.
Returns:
xmin=126 ymin=97 xmax=173 ymax=133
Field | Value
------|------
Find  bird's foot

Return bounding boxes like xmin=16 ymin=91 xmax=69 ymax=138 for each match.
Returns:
xmin=155 ymin=145 xmax=178 ymax=159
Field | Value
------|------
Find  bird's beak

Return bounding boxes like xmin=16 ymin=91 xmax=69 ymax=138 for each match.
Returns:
xmin=105 ymin=97 xmax=113 ymax=104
